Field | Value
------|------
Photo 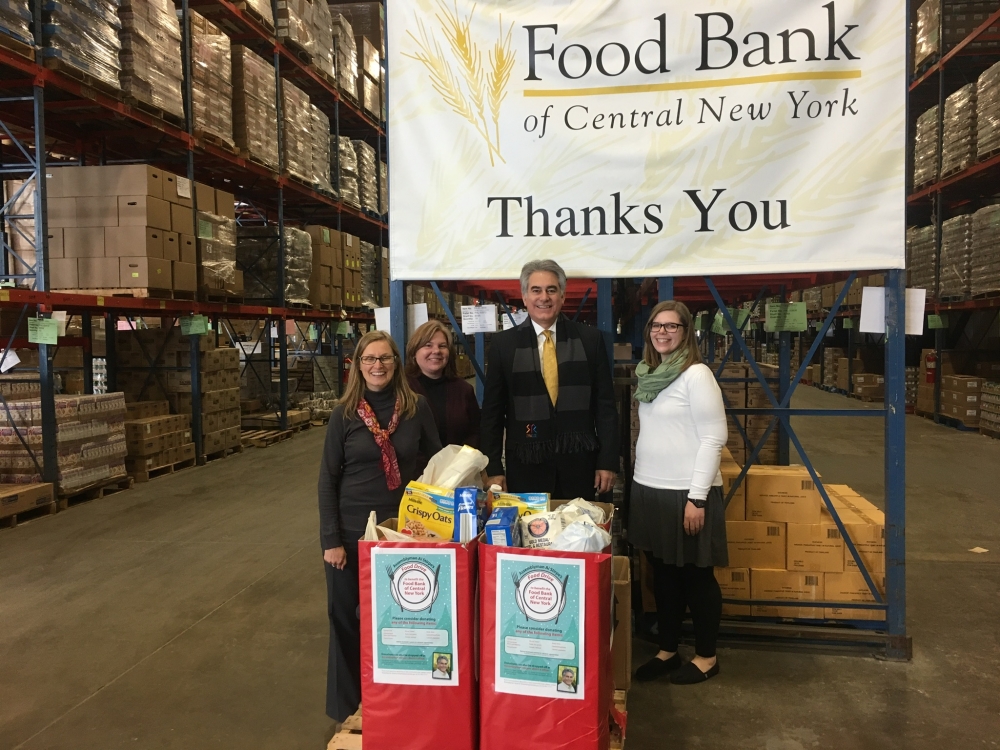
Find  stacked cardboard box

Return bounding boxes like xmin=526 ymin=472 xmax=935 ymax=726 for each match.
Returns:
xmin=978 ymin=60 xmax=1000 ymax=157
xmin=940 ymin=214 xmax=974 ymax=298
xmin=907 ymin=225 xmax=938 ymax=293
xmin=822 ymin=348 xmax=846 ymax=388
xmin=276 ymin=0 xmax=333 ymax=79
xmin=189 ymin=11 xmax=234 ymax=147
xmin=359 ymin=240 xmax=378 ymax=307
xmin=980 ymin=381 xmax=1000 ymax=435
xmin=198 ymin=208 xmax=242 ymax=298
xmin=39 ymin=165 xmax=204 ymax=293
xmin=0 ymin=393 xmax=128 ymax=492
xmin=940 ymin=374 xmax=981 ymax=426
xmin=718 ymin=363 xmax=747 ymax=465
xmin=354 ymin=139 xmax=379 ymax=214
xmin=311 ymin=107 xmax=334 ymax=195
xmin=852 ymin=373 xmax=885 ymax=401
xmin=970 ymin=204 xmax=1000 ymax=297
xmin=342 ymin=232 xmax=362 ymax=308
xmin=124 ymin=404 xmax=194 ymax=477
xmin=912 ymin=105 xmax=940 ymax=188
xmin=237 ymin=226 xmax=312 ymax=304
xmin=280 ymin=81 xmax=331 ymax=190
xmin=944 ymin=1 xmax=1000 ymax=52
xmin=720 ymin=467 xmax=886 ymax=621
xmin=941 ymin=83 xmax=977 ymax=177
xmin=309 ymin=0 xmax=335 ymax=81
xmin=306 ymin=225 xmax=341 ymax=308
xmin=331 ymin=12 xmax=358 ymax=99
xmin=836 ymin=356 xmax=864 ymax=391
xmin=356 ymin=33 xmax=380 ymax=120
xmin=906 ymin=367 xmax=919 ymax=407
xmin=42 ymin=0 xmax=122 ymax=90
xmin=379 ymin=161 xmax=388 ymax=214
xmin=0 ymin=0 xmax=32 ymax=48
xmin=381 ymin=245 xmax=389 ymax=303
xmin=913 ymin=0 xmax=939 ymax=73
xmin=334 ymin=135 xmax=361 ymax=207
xmin=333 ymin=2 xmax=383 ymax=57
xmin=117 ymin=0 xmax=184 ymax=119
xmin=232 ymin=45 xmax=279 ymax=170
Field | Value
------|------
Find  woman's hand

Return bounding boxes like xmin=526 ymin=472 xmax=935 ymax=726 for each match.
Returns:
xmin=324 ymin=546 xmax=348 ymax=570
xmin=683 ymin=501 xmax=705 ymax=536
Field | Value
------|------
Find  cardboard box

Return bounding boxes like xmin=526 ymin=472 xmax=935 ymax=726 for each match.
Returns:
xmin=942 ymin=375 xmax=981 ymax=392
xmin=786 ymin=523 xmax=844 ymax=572
xmin=162 ymin=232 xmax=180 ymax=261
xmin=745 ymin=465 xmax=822 ymax=524
xmin=63 ymin=227 xmax=106 ymax=257
xmin=75 ymin=196 xmax=120 ymax=227
xmin=163 ymin=172 xmax=193 ymax=207
xmin=120 ymin=257 xmax=171 ymax=289
xmin=720 ymin=461 xmax=746 ymax=521
xmin=49 ymin=257 xmax=79 ymax=288
xmin=126 ymin=434 xmax=164 ymax=456
xmin=118 ymin=195 xmax=172 ymax=230
xmin=975 ymin=361 xmax=1000 ymax=379
xmin=170 ymin=203 xmax=195 ymax=236
xmin=943 ymin=389 xmax=979 ymax=405
xmin=215 ymin=189 xmax=235 ymax=219
xmin=55 ymin=164 xmax=163 ymax=198
xmin=715 ymin=567 xmax=750 ymax=616
xmin=0 ymin=483 xmax=55 ymax=520
xmin=611 ymin=556 xmax=631 ymax=691
xmin=104 ymin=226 xmax=163 ymax=258
xmin=78 ymin=256 xmax=120 ymax=288
xmin=173 ymin=261 xmax=197 ymax=292
xmin=750 ymin=569 xmax=825 ymax=619
xmin=852 ymin=373 xmax=884 ymax=386
xmin=824 ymin=572 xmax=886 ymax=621
xmin=944 ymin=403 xmax=979 ymax=424
xmin=726 ymin=520 xmax=786 ymax=569
xmin=47 ymin=197 xmax=77 ymax=227
xmin=195 ymin=182 xmax=215 ymax=213
xmin=179 ymin=234 xmax=197 ymax=264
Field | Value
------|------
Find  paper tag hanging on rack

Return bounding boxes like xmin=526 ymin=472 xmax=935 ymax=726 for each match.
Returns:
xmin=28 ymin=317 xmax=59 ymax=345
xmin=461 ymin=304 xmax=497 ymax=334
xmin=0 ymin=350 xmax=20 ymax=373
xmin=307 ymin=324 xmax=318 ymax=341
xmin=176 ymin=176 xmax=192 ymax=199
xmin=764 ymin=302 xmax=807 ymax=332
xmin=842 ymin=318 xmax=855 ymax=329
xmin=180 ymin=315 xmax=209 ymax=336
xmin=336 ymin=321 xmax=353 ymax=336
xmin=927 ymin=314 xmax=947 ymax=329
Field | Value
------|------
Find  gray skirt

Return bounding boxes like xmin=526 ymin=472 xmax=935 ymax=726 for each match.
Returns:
xmin=628 ymin=484 xmax=729 ymax=568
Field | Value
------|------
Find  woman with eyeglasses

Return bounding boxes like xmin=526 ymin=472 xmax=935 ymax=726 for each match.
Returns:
xmin=405 ymin=320 xmax=481 ymax=472
xmin=318 ymin=330 xmax=441 ymax=724
xmin=628 ymin=300 xmax=729 ymax=685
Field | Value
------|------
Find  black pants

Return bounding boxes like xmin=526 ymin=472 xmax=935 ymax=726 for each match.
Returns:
xmin=506 ymin=450 xmax=599 ymax=500
xmin=648 ymin=554 xmax=722 ymax=658
xmin=325 ymin=540 xmax=361 ymax=722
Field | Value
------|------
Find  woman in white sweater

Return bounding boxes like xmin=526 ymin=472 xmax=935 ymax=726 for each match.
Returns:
xmin=629 ymin=300 xmax=729 ymax=685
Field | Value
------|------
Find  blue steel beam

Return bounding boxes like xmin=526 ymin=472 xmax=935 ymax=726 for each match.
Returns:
xmin=596 ymin=279 xmax=613 ymax=368
xmin=658 ymin=277 xmax=673 ymax=301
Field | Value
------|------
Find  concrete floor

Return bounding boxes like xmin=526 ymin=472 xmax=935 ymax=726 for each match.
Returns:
xmin=1 ymin=387 xmax=998 ymax=749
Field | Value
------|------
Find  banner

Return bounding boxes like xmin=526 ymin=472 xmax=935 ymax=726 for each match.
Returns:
xmin=388 ymin=0 xmax=906 ymax=280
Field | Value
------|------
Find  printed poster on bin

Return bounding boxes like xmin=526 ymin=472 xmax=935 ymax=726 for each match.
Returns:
xmin=495 ymin=553 xmax=585 ymax=700
xmin=371 ymin=548 xmax=459 ymax=686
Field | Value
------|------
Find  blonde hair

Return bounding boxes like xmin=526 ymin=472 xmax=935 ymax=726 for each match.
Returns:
xmin=339 ymin=330 xmax=419 ymax=420
xmin=642 ymin=300 xmax=703 ymax=372
xmin=405 ymin=320 xmax=458 ymax=378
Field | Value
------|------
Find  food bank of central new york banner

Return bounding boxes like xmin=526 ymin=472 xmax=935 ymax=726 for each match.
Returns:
xmin=387 ymin=0 xmax=906 ymax=279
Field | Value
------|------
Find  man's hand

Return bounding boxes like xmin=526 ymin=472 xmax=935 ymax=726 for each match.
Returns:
xmin=683 ymin=502 xmax=706 ymax=536
xmin=486 ymin=475 xmax=507 ymax=492
xmin=324 ymin=546 xmax=348 ymax=570
xmin=594 ymin=470 xmax=616 ymax=495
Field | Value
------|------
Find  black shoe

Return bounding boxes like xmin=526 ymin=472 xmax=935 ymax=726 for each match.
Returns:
xmin=670 ymin=660 xmax=720 ymax=684
xmin=635 ymin=654 xmax=682 ymax=682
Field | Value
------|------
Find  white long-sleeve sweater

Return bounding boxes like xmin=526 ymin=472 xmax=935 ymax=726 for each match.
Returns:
xmin=633 ymin=363 xmax=728 ymax=500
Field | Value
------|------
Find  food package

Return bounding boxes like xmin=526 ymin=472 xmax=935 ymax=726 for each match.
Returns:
xmin=42 ymin=0 xmax=123 ymax=90
xmin=484 ymin=506 xmax=521 ymax=546
xmin=479 ymin=544 xmax=612 ymax=750
xmin=520 ymin=507 xmax=582 ymax=549
xmin=560 ymin=498 xmax=606 ymax=525
xmin=491 ymin=489 xmax=549 ymax=518
xmin=399 ymin=481 xmax=458 ymax=540
xmin=417 ymin=444 xmax=488 ymax=490
xmin=453 ymin=486 xmax=479 ymax=543
xmin=359 ymin=517 xmax=479 ymax=750
xmin=549 ymin=515 xmax=612 ymax=554
xmin=940 ymin=83 xmax=977 ymax=177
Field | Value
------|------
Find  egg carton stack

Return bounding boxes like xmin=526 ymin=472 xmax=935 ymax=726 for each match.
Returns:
xmin=231 ymin=45 xmax=279 ymax=170
xmin=188 ymin=10 xmax=234 ymax=147
xmin=42 ymin=0 xmax=122 ymax=91
xmin=310 ymin=106 xmax=334 ymax=195
xmin=117 ymin=0 xmax=184 ymax=120
xmin=331 ymin=12 xmax=358 ymax=100
xmin=939 ymin=214 xmax=974 ymax=299
xmin=236 ymin=226 xmax=313 ymax=305
xmin=913 ymin=105 xmax=940 ymax=188
xmin=281 ymin=79 xmax=313 ymax=183
xmin=354 ymin=139 xmax=378 ymax=214
xmin=334 ymin=135 xmax=360 ymax=207
xmin=977 ymin=61 xmax=1000 ymax=159
xmin=971 ymin=204 xmax=1000 ymax=296
xmin=0 ymin=0 xmax=33 ymax=48
xmin=907 ymin=225 xmax=938 ymax=293
xmin=941 ymin=83 xmax=977 ymax=177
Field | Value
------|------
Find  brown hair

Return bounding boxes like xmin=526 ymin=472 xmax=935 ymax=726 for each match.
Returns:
xmin=404 ymin=320 xmax=458 ymax=379
xmin=642 ymin=300 xmax=703 ymax=371
xmin=339 ymin=330 xmax=419 ymax=420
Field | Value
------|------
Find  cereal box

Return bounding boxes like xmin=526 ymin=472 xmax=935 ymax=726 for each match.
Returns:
xmin=399 ymin=481 xmax=457 ymax=540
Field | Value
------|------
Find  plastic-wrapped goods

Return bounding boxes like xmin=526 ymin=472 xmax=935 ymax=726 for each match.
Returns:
xmin=282 ymin=79 xmax=312 ymax=183
xmin=940 ymin=214 xmax=974 ymax=299
xmin=906 ymin=225 xmax=938 ymax=293
xmin=42 ymin=0 xmax=123 ymax=90
xmin=977 ymin=61 xmax=1000 ymax=158
xmin=232 ymin=45 xmax=279 ymax=170
xmin=197 ymin=211 xmax=237 ymax=290
xmin=379 ymin=160 xmax=388 ymax=215
xmin=236 ymin=226 xmax=313 ymax=305
xmin=359 ymin=240 xmax=378 ymax=307
xmin=331 ymin=12 xmax=357 ymax=99
xmin=310 ymin=105 xmax=334 ymax=194
xmin=913 ymin=105 xmax=940 ymax=188
xmin=334 ymin=134 xmax=360 ymax=207
xmin=117 ymin=0 xmax=184 ymax=120
xmin=913 ymin=0 xmax=939 ymax=74
xmin=188 ymin=10 xmax=234 ymax=147
xmin=310 ymin=0 xmax=334 ymax=80
xmin=276 ymin=0 xmax=314 ymax=58
xmin=944 ymin=3 xmax=1000 ymax=54
xmin=0 ymin=0 xmax=33 ymax=47
xmin=354 ymin=139 xmax=378 ymax=214
xmin=941 ymin=83 xmax=977 ymax=177
xmin=242 ymin=0 xmax=273 ymax=28
xmin=971 ymin=204 xmax=1000 ymax=296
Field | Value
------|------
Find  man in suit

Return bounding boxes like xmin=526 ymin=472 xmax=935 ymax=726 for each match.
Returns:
xmin=481 ymin=259 xmax=619 ymax=499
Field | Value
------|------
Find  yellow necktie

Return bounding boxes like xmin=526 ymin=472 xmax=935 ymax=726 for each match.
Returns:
xmin=542 ymin=330 xmax=558 ymax=406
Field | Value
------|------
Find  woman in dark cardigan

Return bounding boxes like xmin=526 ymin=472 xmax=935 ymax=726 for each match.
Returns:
xmin=405 ymin=320 xmax=481 ymax=470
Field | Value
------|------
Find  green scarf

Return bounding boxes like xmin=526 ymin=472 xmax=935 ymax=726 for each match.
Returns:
xmin=634 ymin=349 xmax=688 ymax=403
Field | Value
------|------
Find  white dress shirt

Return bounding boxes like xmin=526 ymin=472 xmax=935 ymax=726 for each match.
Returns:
xmin=530 ymin=319 xmax=557 ymax=376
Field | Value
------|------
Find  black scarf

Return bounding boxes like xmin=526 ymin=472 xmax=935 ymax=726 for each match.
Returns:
xmin=508 ymin=317 xmax=598 ymax=464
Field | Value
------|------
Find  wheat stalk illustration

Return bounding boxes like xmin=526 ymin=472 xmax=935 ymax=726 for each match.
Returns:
xmin=488 ymin=15 xmax=515 ymax=154
xmin=404 ymin=5 xmax=510 ymax=166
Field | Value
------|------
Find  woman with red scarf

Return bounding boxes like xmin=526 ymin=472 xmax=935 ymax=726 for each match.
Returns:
xmin=318 ymin=330 xmax=441 ymax=724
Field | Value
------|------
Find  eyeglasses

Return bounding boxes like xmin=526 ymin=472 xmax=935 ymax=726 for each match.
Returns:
xmin=359 ymin=354 xmax=396 ymax=365
xmin=650 ymin=322 xmax=686 ymax=333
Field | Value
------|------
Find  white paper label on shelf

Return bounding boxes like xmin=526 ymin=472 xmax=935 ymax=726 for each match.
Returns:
xmin=501 ymin=310 xmax=529 ymax=330
xmin=461 ymin=305 xmax=497 ymax=334
xmin=859 ymin=287 xmax=925 ymax=336
xmin=176 ymin=176 xmax=192 ymax=199
xmin=0 ymin=350 xmax=20 ymax=373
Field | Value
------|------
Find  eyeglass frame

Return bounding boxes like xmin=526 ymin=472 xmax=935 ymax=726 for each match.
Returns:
xmin=359 ymin=354 xmax=397 ymax=366
xmin=649 ymin=322 xmax=687 ymax=333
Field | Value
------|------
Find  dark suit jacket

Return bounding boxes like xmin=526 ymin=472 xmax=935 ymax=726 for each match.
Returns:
xmin=480 ymin=315 xmax=619 ymax=477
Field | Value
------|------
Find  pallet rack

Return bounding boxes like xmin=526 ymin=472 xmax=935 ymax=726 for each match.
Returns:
xmin=0 ymin=0 xmax=381 ymax=488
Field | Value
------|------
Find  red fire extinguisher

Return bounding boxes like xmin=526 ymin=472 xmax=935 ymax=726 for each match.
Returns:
xmin=925 ymin=351 xmax=936 ymax=384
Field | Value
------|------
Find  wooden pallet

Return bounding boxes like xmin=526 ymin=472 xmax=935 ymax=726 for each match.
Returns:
xmin=0 ymin=31 xmax=35 ymax=60
xmin=241 ymin=428 xmax=292 ymax=448
xmin=972 ymin=289 xmax=1000 ymax=300
xmin=129 ymin=457 xmax=197 ymax=483
xmin=58 ymin=475 xmax=133 ymax=510
xmin=196 ymin=129 xmax=239 ymax=155
xmin=849 ymin=393 xmax=884 ymax=403
xmin=237 ymin=0 xmax=275 ymax=32
xmin=202 ymin=444 xmax=244 ymax=462
xmin=43 ymin=58 xmax=122 ymax=98
xmin=124 ymin=96 xmax=185 ymax=127
xmin=241 ymin=409 xmax=311 ymax=430
xmin=979 ymin=424 xmax=1000 ymax=440
xmin=70 ymin=287 xmax=182 ymax=301
xmin=237 ymin=149 xmax=278 ymax=173
xmin=280 ymin=36 xmax=313 ymax=65
xmin=0 ymin=500 xmax=57 ymax=530
xmin=198 ymin=290 xmax=244 ymax=304
xmin=327 ymin=710 xmax=362 ymax=750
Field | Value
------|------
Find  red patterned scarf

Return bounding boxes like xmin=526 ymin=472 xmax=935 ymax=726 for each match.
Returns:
xmin=357 ymin=397 xmax=402 ymax=490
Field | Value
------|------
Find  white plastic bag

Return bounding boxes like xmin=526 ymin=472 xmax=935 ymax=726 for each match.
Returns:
xmin=417 ymin=444 xmax=488 ymax=489
xmin=549 ymin=515 xmax=612 ymax=553
xmin=562 ymin=498 xmax=606 ymax=525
